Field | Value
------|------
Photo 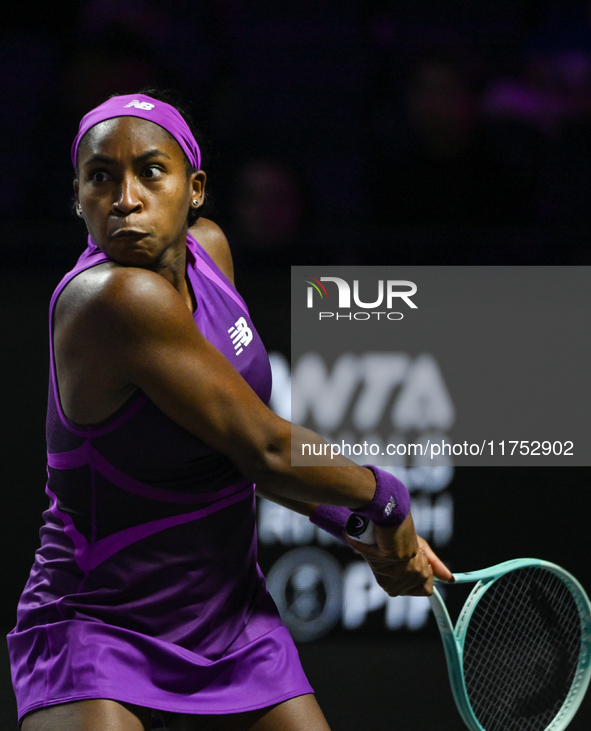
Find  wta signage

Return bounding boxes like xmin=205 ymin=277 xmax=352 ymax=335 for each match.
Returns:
xmin=304 ymin=275 xmax=418 ymax=321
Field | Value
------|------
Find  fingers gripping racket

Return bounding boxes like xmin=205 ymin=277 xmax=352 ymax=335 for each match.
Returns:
xmin=345 ymin=517 xmax=591 ymax=731
xmin=430 ymin=559 xmax=591 ymax=731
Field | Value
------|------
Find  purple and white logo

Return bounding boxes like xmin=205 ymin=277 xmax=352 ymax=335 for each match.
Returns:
xmin=124 ymin=100 xmax=155 ymax=111
xmin=383 ymin=496 xmax=397 ymax=518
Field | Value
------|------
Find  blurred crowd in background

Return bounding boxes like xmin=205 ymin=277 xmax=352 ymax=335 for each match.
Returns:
xmin=4 ymin=0 xmax=591 ymax=269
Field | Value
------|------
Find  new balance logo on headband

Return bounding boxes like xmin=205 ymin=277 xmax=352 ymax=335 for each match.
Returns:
xmin=124 ymin=100 xmax=155 ymax=110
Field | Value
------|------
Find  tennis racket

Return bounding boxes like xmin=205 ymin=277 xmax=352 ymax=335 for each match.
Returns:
xmin=431 ymin=559 xmax=591 ymax=731
xmin=345 ymin=518 xmax=591 ymax=731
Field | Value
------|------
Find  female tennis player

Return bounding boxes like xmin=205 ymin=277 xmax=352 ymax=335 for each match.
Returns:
xmin=8 ymin=90 xmax=452 ymax=731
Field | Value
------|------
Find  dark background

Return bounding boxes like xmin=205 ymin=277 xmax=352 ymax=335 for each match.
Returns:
xmin=2 ymin=1 xmax=591 ymax=728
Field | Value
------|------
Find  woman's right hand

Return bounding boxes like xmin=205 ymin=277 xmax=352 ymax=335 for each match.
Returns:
xmin=345 ymin=514 xmax=452 ymax=596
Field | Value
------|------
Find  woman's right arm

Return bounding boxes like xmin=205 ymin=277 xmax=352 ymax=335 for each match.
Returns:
xmin=58 ymin=265 xmax=441 ymax=593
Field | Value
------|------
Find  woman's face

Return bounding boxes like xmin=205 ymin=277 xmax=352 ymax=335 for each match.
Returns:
xmin=74 ymin=116 xmax=205 ymax=269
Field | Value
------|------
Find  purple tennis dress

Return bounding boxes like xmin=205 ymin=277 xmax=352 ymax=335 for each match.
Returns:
xmin=7 ymin=233 xmax=312 ymax=725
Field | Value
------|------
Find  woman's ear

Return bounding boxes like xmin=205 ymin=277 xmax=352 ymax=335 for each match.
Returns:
xmin=190 ymin=170 xmax=207 ymax=209
xmin=73 ymin=179 xmax=83 ymax=217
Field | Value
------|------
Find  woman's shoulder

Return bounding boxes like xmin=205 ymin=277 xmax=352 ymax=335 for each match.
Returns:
xmin=56 ymin=262 xmax=188 ymax=338
xmin=189 ymin=218 xmax=235 ymax=285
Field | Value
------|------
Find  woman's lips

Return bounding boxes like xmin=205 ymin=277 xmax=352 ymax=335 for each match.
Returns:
xmin=111 ymin=229 xmax=148 ymax=239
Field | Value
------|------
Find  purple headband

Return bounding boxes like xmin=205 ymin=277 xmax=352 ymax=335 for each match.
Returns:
xmin=71 ymin=93 xmax=201 ymax=171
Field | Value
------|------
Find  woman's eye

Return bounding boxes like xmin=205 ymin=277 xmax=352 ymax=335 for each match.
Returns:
xmin=91 ymin=170 xmax=111 ymax=183
xmin=143 ymin=166 xmax=163 ymax=179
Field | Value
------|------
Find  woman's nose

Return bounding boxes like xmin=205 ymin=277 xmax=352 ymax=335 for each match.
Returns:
xmin=112 ymin=176 xmax=142 ymax=215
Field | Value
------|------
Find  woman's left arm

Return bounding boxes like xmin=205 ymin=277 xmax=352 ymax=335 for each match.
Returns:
xmin=189 ymin=218 xmax=235 ymax=284
xmin=255 ymin=486 xmax=318 ymax=517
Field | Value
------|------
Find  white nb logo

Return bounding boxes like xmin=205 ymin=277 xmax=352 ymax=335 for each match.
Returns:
xmin=384 ymin=496 xmax=397 ymax=517
xmin=124 ymin=100 xmax=155 ymax=110
xmin=228 ymin=317 xmax=253 ymax=356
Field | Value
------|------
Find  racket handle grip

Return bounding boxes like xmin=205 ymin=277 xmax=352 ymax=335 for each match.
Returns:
xmin=345 ymin=514 xmax=376 ymax=544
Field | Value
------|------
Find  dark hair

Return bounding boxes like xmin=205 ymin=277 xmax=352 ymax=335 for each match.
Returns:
xmin=73 ymin=87 xmax=210 ymax=226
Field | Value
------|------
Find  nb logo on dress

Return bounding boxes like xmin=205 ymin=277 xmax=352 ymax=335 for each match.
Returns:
xmin=228 ymin=317 xmax=253 ymax=356
xmin=124 ymin=100 xmax=155 ymax=110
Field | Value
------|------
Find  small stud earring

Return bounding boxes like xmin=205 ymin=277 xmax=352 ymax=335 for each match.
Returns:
xmin=193 ymin=200 xmax=199 ymax=207
xmin=76 ymin=206 xmax=83 ymax=217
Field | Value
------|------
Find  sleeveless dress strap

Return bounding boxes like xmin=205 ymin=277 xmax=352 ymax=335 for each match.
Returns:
xmin=186 ymin=232 xmax=249 ymax=315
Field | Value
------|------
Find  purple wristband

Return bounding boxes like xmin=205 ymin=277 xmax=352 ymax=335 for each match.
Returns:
xmin=353 ymin=466 xmax=410 ymax=528
xmin=309 ymin=505 xmax=351 ymax=544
